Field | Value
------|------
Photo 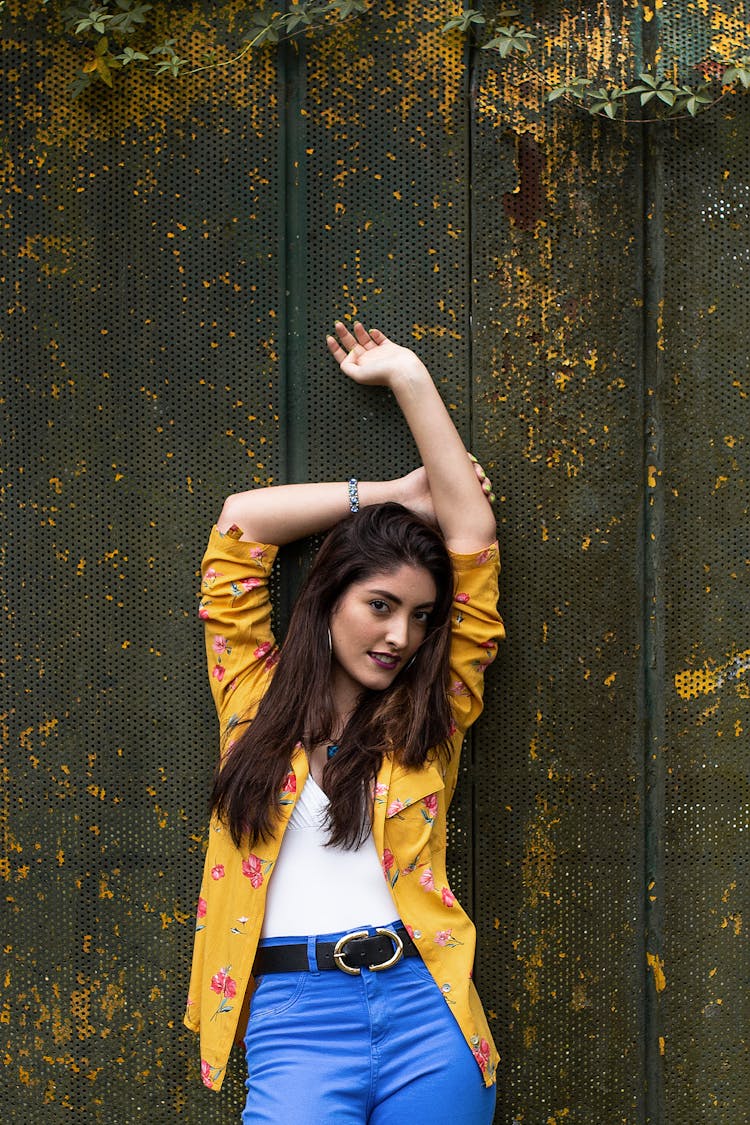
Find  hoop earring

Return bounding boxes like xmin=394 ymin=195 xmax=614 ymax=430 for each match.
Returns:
xmin=404 ymin=653 xmax=417 ymax=671
xmin=327 ymin=627 xmax=332 ymax=656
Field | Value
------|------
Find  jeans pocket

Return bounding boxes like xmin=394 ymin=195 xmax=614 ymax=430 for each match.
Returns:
xmin=248 ymin=972 xmax=308 ymax=1023
xmin=401 ymin=953 xmax=438 ymax=986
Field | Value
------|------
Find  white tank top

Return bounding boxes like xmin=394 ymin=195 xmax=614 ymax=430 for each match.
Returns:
xmin=261 ymin=775 xmax=399 ymax=938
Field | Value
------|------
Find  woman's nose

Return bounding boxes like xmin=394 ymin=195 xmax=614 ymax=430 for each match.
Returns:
xmin=385 ymin=614 xmax=409 ymax=649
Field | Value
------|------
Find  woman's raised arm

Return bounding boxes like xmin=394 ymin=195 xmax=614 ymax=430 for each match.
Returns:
xmin=217 ymin=470 xmax=436 ymax=545
xmin=327 ymin=322 xmax=497 ymax=554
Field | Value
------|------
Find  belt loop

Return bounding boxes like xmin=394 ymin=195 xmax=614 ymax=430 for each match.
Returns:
xmin=306 ymin=934 xmax=320 ymax=974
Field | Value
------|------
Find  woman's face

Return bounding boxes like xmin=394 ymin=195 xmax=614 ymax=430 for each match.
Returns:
xmin=329 ymin=563 xmax=437 ymax=709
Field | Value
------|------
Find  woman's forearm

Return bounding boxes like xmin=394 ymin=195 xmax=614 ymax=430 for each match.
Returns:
xmin=217 ymin=479 xmax=406 ymax=544
xmin=328 ymin=322 xmax=496 ymax=553
xmin=388 ymin=363 xmax=497 ymax=552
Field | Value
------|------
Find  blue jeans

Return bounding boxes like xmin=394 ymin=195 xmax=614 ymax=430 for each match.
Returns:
xmin=243 ymin=924 xmax=496 ymax=1124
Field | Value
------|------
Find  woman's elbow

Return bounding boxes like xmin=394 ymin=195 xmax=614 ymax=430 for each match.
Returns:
xmin=216 ymin=493 xmax=247 ymax=533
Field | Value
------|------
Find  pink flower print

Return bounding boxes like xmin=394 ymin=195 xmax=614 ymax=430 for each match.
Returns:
xmin=209 ymin=968 xmax=238 ymax=1021
xmin=471 ymin=1037 xmax=491 ymax=1072
xmin=264 ymin=648 xmax=280 ymax=670
xmin=455 ymin=591 xmax=470 ymax=604
xmin=281 ymin=772 xmax=296 ymax=794
xmin=479 ymin=639 xmax=497 ymax=651
xmin=381 ymin=847 xmax=399 ymax=888
xmin=197 ymin=896 xmax=208 ymax=918
xmin=423 ymin=792 xmax=438 ymax=819
xmin=372 ymin=781 xmax=388 ymax=804
xmin=240 ymin=576 xmax=261 ymax=592
xmin=198 ymin=604 xmax=210 ymax=620
xmin=211 ymin=864 xmax=225 ymax=881
xmin=248 ymin=546 xmax=266 ymax=559
xmin=448 ymin=718 xmax=458 ymax=737
xmin=386 ymin=798 xmax=404 ymax=818
xmin=280 ymin=772 xmax=296 ymax=805
xmin=419 ymin=868 xmax=435 ymax=892
xmin=405 ymin=923 xmax=415 ymax=940
xmin=434 ymin=929 xmax=463 ymax=948
xmin=441 ymin=886 xmax=456 ymax=908
xmin=449 ymin=678 xmax=468 ymax=696
xmin=210 ymin=968 xmax=237 ymax=999
xmin=242 ymin=854 xmax=264 ymax=888
xmin=212 ymin=664 xmax=226 ymax=682
xmin=254 ymin=640 xmax=272 ymax=659
xmin=212 ymin=635 xmax=228 ymax=655
xmin=475 ymin=545 xmax=496 ymax=565
xmin=201 ymin=1059 xmax=214 ymax=1088
xmin=202 ymin=566 xmax=223 ymax=590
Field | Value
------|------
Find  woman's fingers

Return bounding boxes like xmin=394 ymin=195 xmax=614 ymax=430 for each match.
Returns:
xmin=353 ymin=321 xmax=376 ymax=348
xmin=327 ymin=320 xmax=381 ymax=366
xmin=468 ymin=453 xmax=496 ymax=504
xmin=333 ymin=320 xmax=357 ymax=348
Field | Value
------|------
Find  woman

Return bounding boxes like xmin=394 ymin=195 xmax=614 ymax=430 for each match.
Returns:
xmin=185 ymin=322 xmax=504 ymax=1124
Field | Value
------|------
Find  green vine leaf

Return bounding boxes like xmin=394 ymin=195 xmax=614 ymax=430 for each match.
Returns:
xmin=723 ymin=57 xmax=750 ymax=88
xmin=243 ymin=9 xmax=285 ymax=46
xmin=81 ymin=35 xmax=119 ymax=85
xmin=442 ymin=9 xmax=486 ymax=34
xmin=283 ymin=8 xmax=314 ymax=34
xmin=328 ymin=0 xmax=368 ymax=19
xmin=75 ymin=7 xmax=112 ymax=34
xmin=116 ymin=46 xmax=149 ymax=64
xmin=108 ymin=2 xmax=153 ymax=35
xmin=483 ymin=25 xmax=536 ymax=58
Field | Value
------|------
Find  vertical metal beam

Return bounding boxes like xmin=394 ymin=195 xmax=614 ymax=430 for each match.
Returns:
xmin=467 ymin=1 xmax=482 ymax=933
xmin=278 ymin=34 xmax=310 ymax=621
xmin=280 ymin=37 xmax=309 ymax=478
xmin=642 ymin=116 xmax=666 ymax=1125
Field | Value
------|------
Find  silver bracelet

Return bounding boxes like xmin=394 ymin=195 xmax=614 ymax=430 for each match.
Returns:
xmin=348 ymin=478 xmax=359 ymax=513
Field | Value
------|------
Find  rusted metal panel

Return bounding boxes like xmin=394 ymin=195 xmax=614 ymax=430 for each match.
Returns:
xmin=471 ymin=9 xmax=648 ymax=1119
xmin=661 ymin=100 xmax=750 ymax=1121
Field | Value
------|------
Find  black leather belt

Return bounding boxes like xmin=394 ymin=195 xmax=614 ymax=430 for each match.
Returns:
xmin=253 ymin=926 xmax=418 ymax=976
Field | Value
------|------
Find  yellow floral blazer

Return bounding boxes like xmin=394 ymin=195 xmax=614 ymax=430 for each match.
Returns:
xmin=184 ymin=524 xmax=504 ymax=1092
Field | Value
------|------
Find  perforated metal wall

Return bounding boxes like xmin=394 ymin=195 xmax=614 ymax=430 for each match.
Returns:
xmin=1 ymin=2 xmax=748 ymax=1122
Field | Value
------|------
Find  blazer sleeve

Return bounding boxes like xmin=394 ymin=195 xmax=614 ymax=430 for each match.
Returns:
xmin=198 ymin=524 xmax=280 ymax=754
xmin=443 ymin=542 xmax=504 ymax=802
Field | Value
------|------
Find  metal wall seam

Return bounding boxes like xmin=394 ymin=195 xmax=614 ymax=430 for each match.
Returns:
xmin=642 ymin=119 xmax=667 ymax=1125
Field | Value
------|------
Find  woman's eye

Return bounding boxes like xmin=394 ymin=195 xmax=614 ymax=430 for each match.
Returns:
xmin=414 ymin=611 xmax=429 ymax=624
xmin=370 ymin=599 xmax=389 ymax=612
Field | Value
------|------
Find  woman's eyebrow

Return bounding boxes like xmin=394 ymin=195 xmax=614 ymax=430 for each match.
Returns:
xmin=366 ymin=587 xmax=435 ymax=609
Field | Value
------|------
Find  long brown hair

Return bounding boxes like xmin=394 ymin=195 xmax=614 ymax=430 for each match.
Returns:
xmin=210 ymin=503 xmax=456 ymax=849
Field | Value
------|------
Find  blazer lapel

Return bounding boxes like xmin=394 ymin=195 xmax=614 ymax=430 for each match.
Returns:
xmin=371 ymin=753 xmax=393 ymax=861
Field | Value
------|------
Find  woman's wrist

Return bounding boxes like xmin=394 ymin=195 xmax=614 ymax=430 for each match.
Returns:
xmin=388 ymin=358 xmax=432 ymax=398
xmin=357 ymin=479 xmax=401 ymax=509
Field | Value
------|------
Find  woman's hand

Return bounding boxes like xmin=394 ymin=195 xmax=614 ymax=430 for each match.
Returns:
xmin=396 ymin=467 xmax=435 ymax=524
xmin=326 ymin=321 xmax=426 ymax=388
xmin=397 ymin=458 xmax=495 ymax=525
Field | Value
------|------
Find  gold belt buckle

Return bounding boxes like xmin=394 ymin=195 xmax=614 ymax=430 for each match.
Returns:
xmin=332 ymin=927 xmax=404 ymax=975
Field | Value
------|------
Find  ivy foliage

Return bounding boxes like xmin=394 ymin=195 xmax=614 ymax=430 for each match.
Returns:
xmin=443 ymin=6 xmax=750 ymax=122
xmin=23 ymin=0 xmax=368 ymax=96
xmin=5 ymin=1 xmax=750 ymax=114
